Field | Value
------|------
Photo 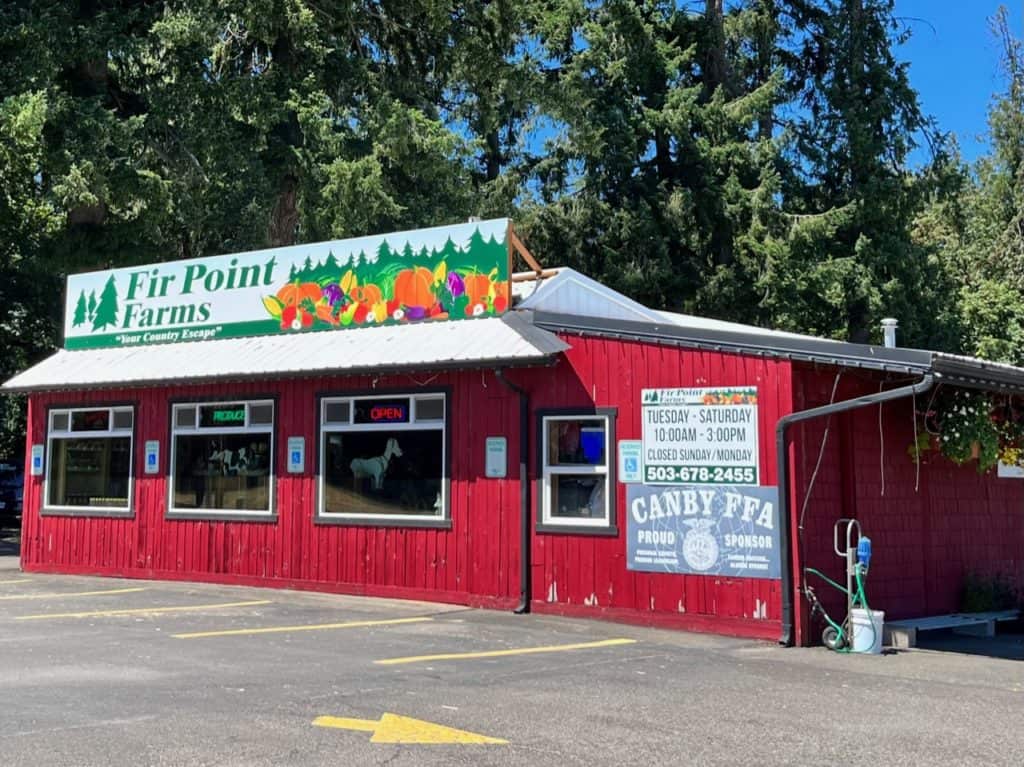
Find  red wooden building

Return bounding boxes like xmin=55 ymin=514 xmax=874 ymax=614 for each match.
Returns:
xmin=6 ymin=222 xmax=1024 ymax=646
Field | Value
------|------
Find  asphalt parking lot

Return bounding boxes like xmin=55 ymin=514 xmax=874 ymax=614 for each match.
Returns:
xmin=1 ymin=536 xmax=1023 ymax=766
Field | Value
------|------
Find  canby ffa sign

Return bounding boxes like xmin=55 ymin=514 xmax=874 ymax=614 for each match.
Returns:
xmin=641 ymin=387 xmax=759 ymax=485
xmin=63 ymin=219 xmax=511 ymax=350
xmin=626 ymin=484 xmax=780 ymax=579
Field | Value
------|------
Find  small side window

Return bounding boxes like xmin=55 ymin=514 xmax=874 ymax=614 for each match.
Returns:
xmin=538 ymin=411 xmax=617 ymax=533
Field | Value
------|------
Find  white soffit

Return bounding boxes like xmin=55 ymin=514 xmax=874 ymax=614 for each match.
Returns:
xmin=2 ymin=313 xmax=569 ymax=393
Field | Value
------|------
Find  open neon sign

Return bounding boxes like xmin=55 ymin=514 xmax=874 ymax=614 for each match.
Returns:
xmin=354 ymin=398 xmax=410 ymax=424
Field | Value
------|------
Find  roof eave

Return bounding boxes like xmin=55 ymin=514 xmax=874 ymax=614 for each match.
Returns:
xmin=1 ymin=352 xmax=562 ymax=395
xmin=533 ymin=311 xmax=935 ymax=376
xmin=931 ymin=354 xmax=1024 ymax=395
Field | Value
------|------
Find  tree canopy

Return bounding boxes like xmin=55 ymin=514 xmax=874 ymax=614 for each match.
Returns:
xmin=1 ymin=0 xmax=1023 ymax=458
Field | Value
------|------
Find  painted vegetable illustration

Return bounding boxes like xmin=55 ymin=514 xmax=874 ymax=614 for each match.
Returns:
xmin=393 ymin=267 xmax=436 ymax=309
xmin=261 ymin=227 xmax=511 ymax=332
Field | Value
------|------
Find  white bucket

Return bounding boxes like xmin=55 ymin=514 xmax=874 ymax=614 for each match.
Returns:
xmin=850 ymin=608 xmax=885 ymax=654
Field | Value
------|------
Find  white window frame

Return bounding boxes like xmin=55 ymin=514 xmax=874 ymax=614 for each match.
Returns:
xmin=168 ymin=399 xmax=275 ymax=518
xmin=45 ymin=406 xmax=135 ymax=514
xmin=318 ymin=393 xmax=447 ymax=523
xmin=540 ymin=414 xmax=612 ymax=529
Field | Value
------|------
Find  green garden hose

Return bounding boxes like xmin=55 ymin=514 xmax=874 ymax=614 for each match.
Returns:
xmin=804 ymin=566 xmax=874 ymax=653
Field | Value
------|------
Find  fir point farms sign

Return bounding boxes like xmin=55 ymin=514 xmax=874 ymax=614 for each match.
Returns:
xmin=641 ymin=387 xmax=760 ymax=485
xmin=63 ymin=219 xmax=512 ymax=350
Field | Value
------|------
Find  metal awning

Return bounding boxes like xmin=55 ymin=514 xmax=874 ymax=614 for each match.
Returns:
xmin=1 ymin=313 xmax=569 ymax=393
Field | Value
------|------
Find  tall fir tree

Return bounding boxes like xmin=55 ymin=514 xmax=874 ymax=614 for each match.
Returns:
xmin=770 ymin=0 xmax=942 ymax=345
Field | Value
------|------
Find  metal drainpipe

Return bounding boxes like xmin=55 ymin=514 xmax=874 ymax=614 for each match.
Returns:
xmin=495 ymin=368 xmax=531 ymax=614
xmin=776 ymin=372 xmax=934 ymax=647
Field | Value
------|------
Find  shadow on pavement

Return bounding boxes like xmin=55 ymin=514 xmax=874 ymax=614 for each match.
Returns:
xmin=0 ymin=524 xmax=20 ymax=558
xmin=916 ymin=629 xmax=1024 ymax=661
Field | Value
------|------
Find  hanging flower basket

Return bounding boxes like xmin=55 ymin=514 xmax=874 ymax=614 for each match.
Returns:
xmin=930 ymin=389 xmax=1000 ymax=472
xmin=909 ymin=389 xmax=1024 ymax=473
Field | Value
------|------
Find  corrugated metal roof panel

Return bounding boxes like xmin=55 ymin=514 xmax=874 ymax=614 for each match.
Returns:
xmin=655 ymin=310 xmax=843 ymax=343
xmin=2 ymin=313 xmax=569 ymax=393
xmin=515 ymin=268 xmax=665 ymax=323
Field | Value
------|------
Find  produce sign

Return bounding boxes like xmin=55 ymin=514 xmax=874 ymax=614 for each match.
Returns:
xmin=62 ymin=219 xmax=512 ymax=350
xmin=200 ymin=405 xmax=246 ymax=427
xmin=626 ymin=484 xmax=780 ymax=579
xmin=641 ymin=387 xmax=759 ymax=485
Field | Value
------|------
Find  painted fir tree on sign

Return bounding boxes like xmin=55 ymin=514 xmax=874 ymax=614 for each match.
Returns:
xmin=92 ymin=276 xmax=119 ymax=331
xmin=72 ymin=291 xmax=87 ymax=327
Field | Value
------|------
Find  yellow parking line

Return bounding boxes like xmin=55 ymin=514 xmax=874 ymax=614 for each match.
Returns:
xmin=15 ymin=599 xmax=272 ymax=621
xmin=0 ymin=578 xmax=32 ymax=585
xmin=173 ymin=616 xmax=432 ymax=639
xmin=374 ymin=637 xmax=638 ymax=666
xmin=0 ymin=587 xmax=146 ymax=602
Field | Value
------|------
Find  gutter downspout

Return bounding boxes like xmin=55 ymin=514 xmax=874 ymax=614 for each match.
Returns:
xmin=776 ymin=372 xmax=934 ymax=647
xmin=495 ymin=368 xmax=531 ymax=614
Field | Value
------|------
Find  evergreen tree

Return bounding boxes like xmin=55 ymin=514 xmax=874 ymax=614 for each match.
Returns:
xmin=92 ymin=276 xmax=119 ymax=331
xmin=913 ymin=8 xmax=1024 ymax=363
xmin=772 ymin=0 xmax=940 ymax=345
xmin=518 ymin=0 xmax=785 ymax=318
xmin=87 ymin=291 xmax=97 ymax=320
xmin=439 ymin=236 xmax=460 ymax=262
xmin=72 ymin=291 xmax=87 ymax=327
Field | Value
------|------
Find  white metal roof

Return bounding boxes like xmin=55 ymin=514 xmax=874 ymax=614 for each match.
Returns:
xmin=655 ymin=310 xmax=840 ymax=343
xmin=2 ymin=313 xmax=569 ymax=393
xmin=512 ymin=269 xmax=839 ymax=344
xmin=514 ymin=268 xmax=666 ymax=323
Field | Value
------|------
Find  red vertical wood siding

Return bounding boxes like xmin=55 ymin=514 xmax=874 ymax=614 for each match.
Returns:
xmin=792 ymin=366 xmax=1024 ymax=646
xmin=515 ymin=334 xmax=792 ymax=640
xmin=20 ymin=335 xmax=794 ymax=640
xmin=21 ymin=371 xmax=521 ymax=609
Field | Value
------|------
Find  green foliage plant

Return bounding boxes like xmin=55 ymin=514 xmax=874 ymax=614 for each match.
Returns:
xmin=960 ymin=571 xmax=1020 ymax=614
xmin=935 ymin=389 xmax=1000 ymax=471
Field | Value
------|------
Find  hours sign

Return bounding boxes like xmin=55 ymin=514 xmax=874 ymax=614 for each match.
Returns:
xmin=641 ymin=387 xmax=759 ymax=485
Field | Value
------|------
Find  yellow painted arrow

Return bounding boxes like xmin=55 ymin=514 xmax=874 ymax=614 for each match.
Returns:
xmin=313 ymin=713 xmax=507 ymax=745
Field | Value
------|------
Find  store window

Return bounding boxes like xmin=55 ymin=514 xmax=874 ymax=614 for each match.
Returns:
xmin=169 ymin=400 xmax=274 ymax=517
xmin=46 ymin=406 xmax=134 ymax=514
xmin=319 ymin=393 xmax=447 ymax=524
xmin=539 ymin=411 xmax=616 ymax=531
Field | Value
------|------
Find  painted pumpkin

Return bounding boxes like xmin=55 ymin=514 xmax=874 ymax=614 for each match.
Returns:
xmin=277 ymin=281 xmax=322 ymax=307
xmin=350 ymin=283 xmax=383 ymax=306
xmin=463 ymin=273 xmax=491 ymax=306
xmin=393 ymin=266 xmax=436 ymax=308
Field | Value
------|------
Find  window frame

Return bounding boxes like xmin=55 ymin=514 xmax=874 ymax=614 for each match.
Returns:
xmin=316 ymin=388 xmax=451 ymax=529
xmin=167 ymin=397 xmax=277 ymax=521
xmin=43 ymin=403 xmax=136 ymax=518
xmin=536 ymin=407 xmax=618 ymax=536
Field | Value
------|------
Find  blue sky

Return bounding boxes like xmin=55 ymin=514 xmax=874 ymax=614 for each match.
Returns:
xmin=895 ymin=0 xmax=1022 ymax=163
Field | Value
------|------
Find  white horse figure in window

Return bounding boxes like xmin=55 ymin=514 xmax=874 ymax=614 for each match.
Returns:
xmin=350 ymin=438 xmax=403 ymax=490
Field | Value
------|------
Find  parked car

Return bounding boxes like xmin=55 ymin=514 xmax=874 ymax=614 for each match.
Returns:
xmin=0 ymin=462 xmax=24 ymax=524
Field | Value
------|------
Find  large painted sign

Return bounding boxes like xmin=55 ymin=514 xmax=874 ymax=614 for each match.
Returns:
xmin=641 ymin=387 xmax=759 ymax=485
xmin=626 ymin=484 xmax=780 ymax=579
xmin=63 ymin=219 xmax=511 ymax=349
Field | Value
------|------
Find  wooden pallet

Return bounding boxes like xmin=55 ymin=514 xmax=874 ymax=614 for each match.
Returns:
xmin=883 ymin=610 xmax=1020 ymax=649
